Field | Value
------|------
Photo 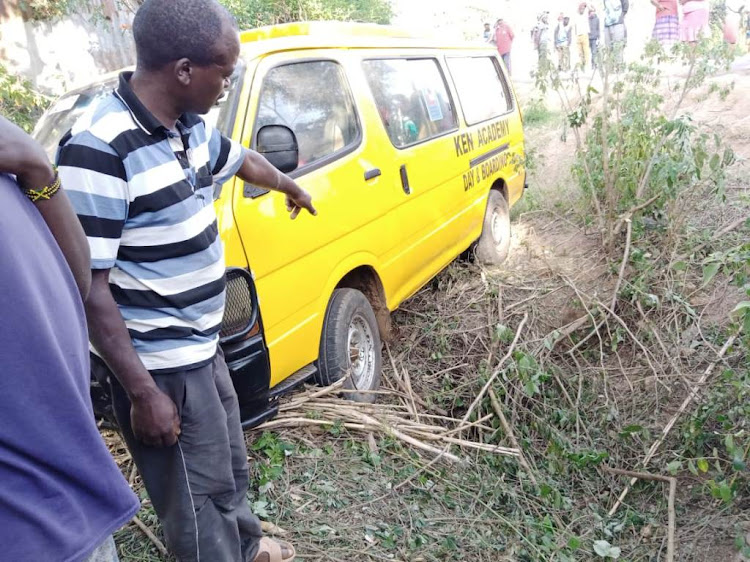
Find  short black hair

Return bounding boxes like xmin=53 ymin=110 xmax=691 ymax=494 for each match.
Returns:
xmin=133 ymin=0 xmax=235 ymax=70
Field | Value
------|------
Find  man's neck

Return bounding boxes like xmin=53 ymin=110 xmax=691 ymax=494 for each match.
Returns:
xmin=129 ymin=70 xmax=181 ymax=131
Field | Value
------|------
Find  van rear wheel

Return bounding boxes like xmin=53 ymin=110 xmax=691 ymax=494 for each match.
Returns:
xmin=476 ymin=190 xmax=511 ymax=265
xmin=316 ymin=288 xmax=382 ymax=403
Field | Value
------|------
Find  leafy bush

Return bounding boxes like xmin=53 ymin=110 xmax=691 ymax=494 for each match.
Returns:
xmin=19 ymin=0 xmax=78 ymax=21
xmin=0 ymin=64 xmax=49 ymax=132
xmin=537 ymin=39 xmax=736 ymax=251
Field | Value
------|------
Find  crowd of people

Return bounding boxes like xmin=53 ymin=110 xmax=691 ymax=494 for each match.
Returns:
xmin=485 ymin=0 xmax=747 ymax=77
xmin=528 ymin=2 xmax=628 ymax=72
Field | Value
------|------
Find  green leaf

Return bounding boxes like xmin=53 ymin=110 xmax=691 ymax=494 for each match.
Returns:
xmin=593 ymin=540 xmax=621 ymax=559
xmin=252 ymin=500 xmax=270 ymax=518
xmin=667 ymin=460 xmax=682 ymax=476
xmin=703 ymin=263 xmax=720 ymax=286
xmin=688 ymin=459 xmax=698 ymax=476
xmin=724 ymin=434 xmax=736 ymax=455
xmin=709 ymin=153 xmax=720 ymax=171
xmin=719 ymin=482 xmax=732 ymax=503
xmin=672 ymin=261 xmax=687 ymax=271
xmin=593 ymin=541 xmax=611 ymax=557
xmin=698 ymin=458 xmax=709 ymax=473
xmin=568 ymin=537 xmax=582 ymax=550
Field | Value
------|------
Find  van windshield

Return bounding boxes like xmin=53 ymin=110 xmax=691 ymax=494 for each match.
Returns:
xmin=34 ymin=62 xmax=245 ymax=161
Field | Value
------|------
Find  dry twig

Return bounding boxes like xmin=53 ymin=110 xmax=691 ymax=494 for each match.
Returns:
xmin=608 ymin=335 xmax=737 ymax=516
xmin=460 ymin=314 xmax=529 ymax=428
xmin=488 ymin=388 xmax=539 ymax=487
xmin=605 ymin=468 xmax=677 ymax=562
xmin=132 ymin=516 xmax=169 ymax=558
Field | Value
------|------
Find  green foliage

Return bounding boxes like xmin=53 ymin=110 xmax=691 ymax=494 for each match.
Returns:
xmin=20 ymin=0 xmax=392 ymax=26
xmin=522 ymin=97 xmax=555 ymax=128
xmin=537 ymin=38 xmax=737 ymax=249
xmin=680 ymin=365 xmax=750 ymax=506
xmin=0 ymin=64 xmax=49 ymax=132
xmin=218 ymin=0 xmax=393 ymax=28
xmin=19 ymin=0 xmax=78 ymax=20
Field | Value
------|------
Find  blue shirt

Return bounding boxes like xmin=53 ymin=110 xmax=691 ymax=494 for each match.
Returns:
xmin=58 ymin=73 xmax=246 ymax=374
xmin=0 ymin=174 xmax=139 ymax=561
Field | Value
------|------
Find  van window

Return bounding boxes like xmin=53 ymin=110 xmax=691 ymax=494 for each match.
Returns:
xmin=446 ymin=57 xmax=512 ymax=126
xmin=362 ymin=58 xmax=457 ymax=148
xmin=255 ymin=61 xmax=359 ymax=170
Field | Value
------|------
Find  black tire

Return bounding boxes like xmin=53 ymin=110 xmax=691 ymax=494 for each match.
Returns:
xmin=316 ymin=288 xmax=382 ymax=403
xmin=475 ymin=190 xmax=511 ymax=265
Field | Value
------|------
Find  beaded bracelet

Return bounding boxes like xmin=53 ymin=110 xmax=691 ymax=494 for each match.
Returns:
xmin=24 ymin=168 xmax=62 ymax=202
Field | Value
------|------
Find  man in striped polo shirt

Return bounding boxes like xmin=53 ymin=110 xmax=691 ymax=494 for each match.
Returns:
xmin=58 ymin=1 xmax=312 ymax=560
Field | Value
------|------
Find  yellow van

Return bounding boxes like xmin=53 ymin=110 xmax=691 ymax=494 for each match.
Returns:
xmin=34 ymin=22 xmax=525 ymax=426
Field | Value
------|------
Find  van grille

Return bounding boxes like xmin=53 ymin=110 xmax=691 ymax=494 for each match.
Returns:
xmin=221 ymin=269 xmax=255 ymax=340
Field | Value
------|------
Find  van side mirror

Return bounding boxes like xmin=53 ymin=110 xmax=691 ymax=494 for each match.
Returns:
xmin=256 ymin=125 xmax=299 ymax=174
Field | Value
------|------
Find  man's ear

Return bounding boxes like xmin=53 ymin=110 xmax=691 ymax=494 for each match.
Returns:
xmin=174 ymin=58 xmax=193 ymax=86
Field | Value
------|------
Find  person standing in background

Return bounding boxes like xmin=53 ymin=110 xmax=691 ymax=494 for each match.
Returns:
xmin=533 ymin=12 xmax=551 ymax=69
xmin=574 ymin=3 xmax=591 ymax=70
xmin=651 ymin=0 xmax=680 ymax=49
xmin=680 ymin=0 xmax=710 ymax=43
xmin=494 ymin=17 xmax=515 ymax=74
xmin=722 ymin=0 xmax=743 ymax=44
xmin=483 ymin=22 xmax=492 ymax=42
xmin=555 ymin=14 xmax=573 ymax=71
xmin=589 ymin=5 xmax=601 ymax=69
xmin=603 ymin=0 xmax=629 ymax=67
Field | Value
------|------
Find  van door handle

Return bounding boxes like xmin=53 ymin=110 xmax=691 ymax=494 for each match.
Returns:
xmin=364 ymin=168 xmax=381 ymax=181
xmin=400 ymin=164 xmax=411 ymax=195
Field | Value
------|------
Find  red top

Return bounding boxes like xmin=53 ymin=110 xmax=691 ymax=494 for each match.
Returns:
xmin=656 ymin=0 xmax=678 ymax=17
xmin=494 ymin=23 xmax=514 ymax=55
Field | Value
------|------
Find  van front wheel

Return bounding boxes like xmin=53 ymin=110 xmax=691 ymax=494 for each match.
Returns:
xmin=316 ymin=288 xmax=382 ymax=403
xmin=476 ymin=190 xmax=511 ymax=265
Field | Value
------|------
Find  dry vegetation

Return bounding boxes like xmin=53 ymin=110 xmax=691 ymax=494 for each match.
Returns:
xmin=110 ymin=54 xmax=750 ymax=561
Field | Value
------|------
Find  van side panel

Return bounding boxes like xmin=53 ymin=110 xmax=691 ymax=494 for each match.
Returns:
xmin=230 ymin=51 xmax=406 ymax=385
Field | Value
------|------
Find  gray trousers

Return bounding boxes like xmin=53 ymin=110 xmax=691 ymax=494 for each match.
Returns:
xmin=501 ymin=52 xmax=511 ymax=75
xmin=94 ymin=350 xmax=262 ymax=562
xmin=604 ymin=23 xmax=626 ymax=66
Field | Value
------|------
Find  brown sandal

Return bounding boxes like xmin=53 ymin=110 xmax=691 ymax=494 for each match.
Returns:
xmin=254 ymin=537 xmax=296 ymax=562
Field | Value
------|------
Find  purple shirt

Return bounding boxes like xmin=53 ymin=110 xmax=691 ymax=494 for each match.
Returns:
xmin=0 ymin=174 xmax=139 ymax=561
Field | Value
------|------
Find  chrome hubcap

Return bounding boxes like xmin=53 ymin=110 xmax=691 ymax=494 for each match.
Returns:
xmin=491 ymin=211 xmax=504 ymax=246
xmin=347 ymin=313 xmax=375 ymax=390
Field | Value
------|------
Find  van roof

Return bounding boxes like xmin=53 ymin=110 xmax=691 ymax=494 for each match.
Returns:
xmin=240 ymin=21 xmax=494 ymax=55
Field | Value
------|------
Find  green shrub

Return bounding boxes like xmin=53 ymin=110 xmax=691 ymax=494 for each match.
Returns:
xmin=0 ymin=64 xmax=49 ymax=132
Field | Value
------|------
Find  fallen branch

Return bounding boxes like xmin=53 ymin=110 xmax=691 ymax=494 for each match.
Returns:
xmin=460 ymin=314 xmax=529 ymax=428
xmin=132 ymin=516 xmax=169 ymax=558
xmin=611 ymin=219 xmax=633 ymax=311
xmin=605 ymin=468 xmax=677 ymax=562
xmin=280 ymin=378 xmax=346 ymax=411
xmin=608 ymin=335 xmax=737 ymax=516
xmin=538 ymin=312 xmax=597 ymax=354
xmin=488 ymin=388 xmax=538 ymax=486
xmin=676 ymin=214 xmax=749 ymax=260
xmin=257 ymin=414 xmax=465 ymax=463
